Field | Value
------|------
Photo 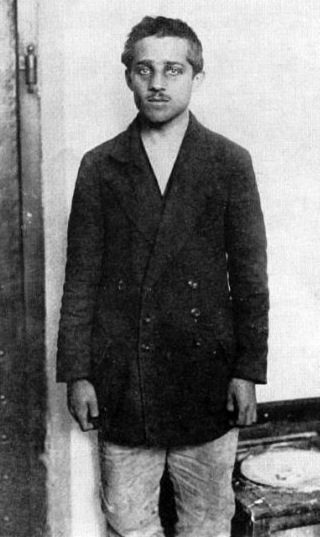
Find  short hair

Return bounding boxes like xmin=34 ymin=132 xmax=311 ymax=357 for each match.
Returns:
xmin=121 ymin=16 xmax=204 ymax=75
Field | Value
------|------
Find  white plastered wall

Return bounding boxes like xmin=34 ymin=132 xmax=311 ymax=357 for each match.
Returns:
xmin=40 ymin=1 xmax=320 ymax=535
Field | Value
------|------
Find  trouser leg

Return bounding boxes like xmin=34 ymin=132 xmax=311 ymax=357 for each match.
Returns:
xmin=167 ymin=429 xmax=239 ymax=537
xmin=98 ymin=439 xmax=166 ymax=537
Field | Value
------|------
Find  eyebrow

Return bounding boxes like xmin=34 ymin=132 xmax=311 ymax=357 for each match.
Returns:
xmin=135 ymin=60 xmax=185 ymax=68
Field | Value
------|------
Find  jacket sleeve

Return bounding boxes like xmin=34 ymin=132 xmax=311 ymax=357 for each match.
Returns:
xmin=225 ymin=148 xmax=269 ymax=384
xmin=56 ymin=152 xmax=105 ymax=383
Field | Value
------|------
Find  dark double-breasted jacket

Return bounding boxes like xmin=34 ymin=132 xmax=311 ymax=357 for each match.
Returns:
xmin=57 ymin=112 xmax=269 ymax=447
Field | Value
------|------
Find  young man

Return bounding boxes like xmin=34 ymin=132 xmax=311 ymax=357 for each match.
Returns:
xmin=57 ymin=16 xmax=269 ymax=537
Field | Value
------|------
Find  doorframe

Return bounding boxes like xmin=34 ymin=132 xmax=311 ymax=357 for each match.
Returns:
xmin=18 ymin=0 xmax=47 ymax=534
xmin=17 ymin=0 xmax=47 ymax=534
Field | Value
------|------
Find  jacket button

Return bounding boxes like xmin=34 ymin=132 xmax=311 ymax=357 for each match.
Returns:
xmin=188 ymin=278 xmax=199 ymax=289
xmin=117 ymin=279 xmax=126 ymax=291
xmin=191 ymin=307 xmax=201 ymax=318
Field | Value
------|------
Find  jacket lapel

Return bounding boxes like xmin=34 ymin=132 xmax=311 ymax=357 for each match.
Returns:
xmin=144 ymin=113 xmax=216 ymax=289
xmin=105 ymin=117 xmax=163 ymax=246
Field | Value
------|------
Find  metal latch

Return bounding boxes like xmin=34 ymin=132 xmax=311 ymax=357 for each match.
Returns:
xmin=19 ymin=44 xmax=37 ymax=93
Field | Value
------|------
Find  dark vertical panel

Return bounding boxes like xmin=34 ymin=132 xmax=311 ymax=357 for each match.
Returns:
xmin=0 ymin=1 xmax=30 ymax=535
xmin=0 ymin=1 xmax=46 ymax=536
xmin=17 ymin=3 xmax=47 ymax=535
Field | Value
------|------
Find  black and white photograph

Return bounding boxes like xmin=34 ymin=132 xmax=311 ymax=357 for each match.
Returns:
xmin=1 ymin=1 xmax=320 ymax=536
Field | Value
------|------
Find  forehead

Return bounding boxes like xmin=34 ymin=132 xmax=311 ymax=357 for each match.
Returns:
xmin=132 ymin=36 xmax=190 ymax=64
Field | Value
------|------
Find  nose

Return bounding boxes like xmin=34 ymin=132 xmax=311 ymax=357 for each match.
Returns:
xmin=149 ymin=70 xmax=166 ymax=91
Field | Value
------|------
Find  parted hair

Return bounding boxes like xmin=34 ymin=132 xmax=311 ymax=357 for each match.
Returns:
xmin=121 ymin=16 xmax=204 ymax=75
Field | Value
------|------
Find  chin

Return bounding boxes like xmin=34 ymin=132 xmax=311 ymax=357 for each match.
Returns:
xmin=142 ymin=110 xmax=182 ymax=126
xmin=140 ymin=114 xmax=169 ymax=126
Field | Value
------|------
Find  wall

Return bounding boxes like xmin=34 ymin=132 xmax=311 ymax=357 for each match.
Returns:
xmin=40 ymin=1 xmax=320 ymax=535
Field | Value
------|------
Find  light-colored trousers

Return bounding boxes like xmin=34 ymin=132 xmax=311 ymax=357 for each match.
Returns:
xmin=98 ymin=429 xmax=239 ymax=537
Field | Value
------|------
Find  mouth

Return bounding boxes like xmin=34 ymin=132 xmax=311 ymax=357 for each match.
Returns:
xmin=147 ymin=96 xmax=170 ymax=103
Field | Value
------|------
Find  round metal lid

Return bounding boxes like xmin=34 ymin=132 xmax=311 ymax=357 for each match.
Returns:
xmin=241 ymin=448 xmax=320 ymax=492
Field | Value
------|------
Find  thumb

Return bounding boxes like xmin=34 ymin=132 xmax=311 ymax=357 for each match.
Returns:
xmin=88 ymin=393 xmax=99 ymax=418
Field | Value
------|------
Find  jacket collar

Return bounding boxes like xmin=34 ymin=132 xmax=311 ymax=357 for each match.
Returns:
xmin=108 ymin=111 xmax=204 ymax=166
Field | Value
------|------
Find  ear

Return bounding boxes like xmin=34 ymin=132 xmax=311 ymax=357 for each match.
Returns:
xmin=192 ymin=71 xmax=205 ymax=92
xmin=125 ymin=70 xmax=133 ymax=91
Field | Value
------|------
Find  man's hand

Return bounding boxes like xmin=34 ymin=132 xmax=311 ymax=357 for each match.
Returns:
xmin=67 ymin=379 xmax=99 ymax=431
xmin=227 ymin=378 xmax=257 ymax=427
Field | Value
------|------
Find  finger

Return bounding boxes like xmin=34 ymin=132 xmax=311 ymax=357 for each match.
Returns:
xmin=226 ymin=391 xmax=234 ymax=412
xmin=245 ymin=404 xmax=257 ymax=426
xmin=245 ymin=407 xmax=253 ymax=426
xmin=252 ymin=405 xmax=257 ymax=423
xmin=79 ymin=416 xmax=93 ymax=433
xmin=236 ymin=407 xmax=246 ymax=427
xmin=240 ymin=405 xmax=255 ymax=426
xmin=88 ymin=397 xmax=99 ymax=419
xmin=78 ymin=409 xmax=94 ymax=432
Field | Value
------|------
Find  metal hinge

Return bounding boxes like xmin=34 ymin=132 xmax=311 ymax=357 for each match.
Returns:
xmin=19 ymin=44 xmax=37 ymax=93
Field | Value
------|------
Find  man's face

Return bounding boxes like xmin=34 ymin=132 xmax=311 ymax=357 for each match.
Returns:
xmin=126 ymin=36 xmax=201 ymax=125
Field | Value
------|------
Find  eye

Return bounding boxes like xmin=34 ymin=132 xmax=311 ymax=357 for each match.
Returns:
xmin=137 ymin=66 xmax=151 ymax=76
xmin=166 ymin=66 xmax=183 ymax=76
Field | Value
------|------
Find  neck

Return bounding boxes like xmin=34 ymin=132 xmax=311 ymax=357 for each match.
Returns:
xmin=140 ymin=109 xmax=190 ymax=140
